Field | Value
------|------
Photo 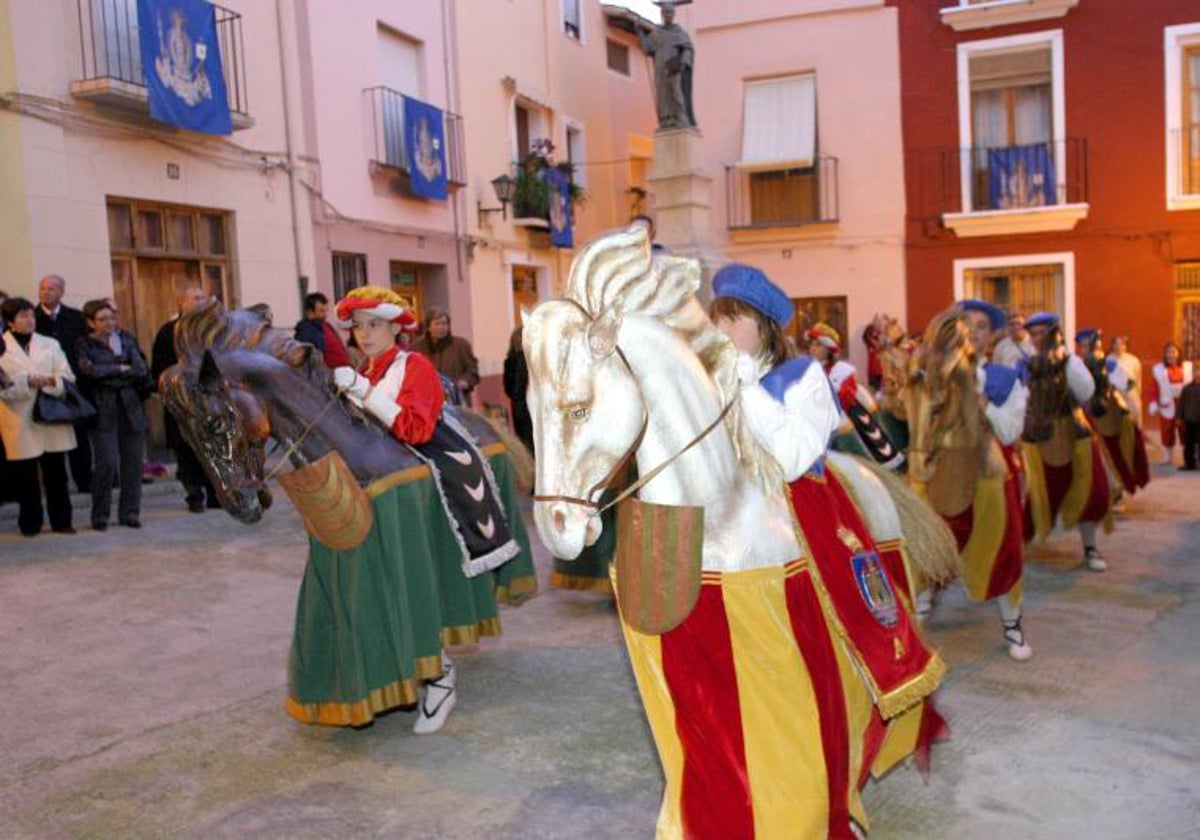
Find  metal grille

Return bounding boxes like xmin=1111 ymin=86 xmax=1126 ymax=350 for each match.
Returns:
xmin=1177 ymin=262 xmax=1200 ymax=293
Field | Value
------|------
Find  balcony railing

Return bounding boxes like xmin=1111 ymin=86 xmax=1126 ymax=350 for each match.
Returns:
xmin=71 ymin=0 xmax=251 ymax=128
xmin=725 ymin=157 xmax=839 ymax=230
xmin=365 ymin=86 xmax=466 ymax=193
xmin=935 ymin=137 xmax=1088 ymax=215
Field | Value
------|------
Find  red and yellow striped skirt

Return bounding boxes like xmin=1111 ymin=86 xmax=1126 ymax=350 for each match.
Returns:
xmin=617 ymin=559 xmax=942 ymax=839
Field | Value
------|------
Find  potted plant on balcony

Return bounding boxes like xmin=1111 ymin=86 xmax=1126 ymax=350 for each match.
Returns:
xmin=512 ymin=138 xmax=586 ymax=230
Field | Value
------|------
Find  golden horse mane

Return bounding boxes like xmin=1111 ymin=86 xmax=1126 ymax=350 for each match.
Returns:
xmin=563 ymin=226 xmax=783 ymax=488
xmin=909 ymin=307 xmax=986 ymax=459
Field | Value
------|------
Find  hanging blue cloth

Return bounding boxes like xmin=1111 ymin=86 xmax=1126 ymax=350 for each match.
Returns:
xmin=137 ymin=0 xmax=232 ymax=135
xmin=987 ymin=142 xmax=1056 ymax=209
xmin=544 ymin=168 xmax=574 ymax=249
xmin=402 ymin=95 xmax=449 ymax=200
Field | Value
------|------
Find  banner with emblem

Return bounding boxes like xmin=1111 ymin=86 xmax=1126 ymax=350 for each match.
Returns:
xmin=988 ymin=142 xmax=1055 ymax=209
xmin=544 ymin=167 xmax=574 ymax=249
xmin=402 ymin=95 xmax=448 ymax=200
xmin=137 ymin=0 xmax=232 ymax=135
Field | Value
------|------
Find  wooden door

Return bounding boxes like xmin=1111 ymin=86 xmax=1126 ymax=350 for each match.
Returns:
xmin=512 ymin=265 xmax=540 ymax=326
xmin=133 ymin=259 xmax=201 ymax=353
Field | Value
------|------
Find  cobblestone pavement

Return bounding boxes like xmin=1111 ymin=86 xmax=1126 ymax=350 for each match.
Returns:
xmin=1 ymin=464 xmax=1198 ymax=838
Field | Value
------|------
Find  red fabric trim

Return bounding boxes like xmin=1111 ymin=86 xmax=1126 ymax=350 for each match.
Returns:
xmin=985 ymin=465 xmax=1025 ymax=599
xmin=785 ymin=571 xmax=855 ymax=840
xmin=913 ymin=699 xmax=949 ymax=778
xmin=1026 ymin=460 xmax=1072 ymax=538
xmin=942 ymin=505 xmax=974 ymax=554
xmin=789 ymin=473 xmax=936 ymax=700
xmin=1076 ymin=439 xmax=1112 ymax=524
xmin=857 ymin=709 xmax=888 ymax=790
xmin=321 ymin=322 xmax=351 ymax=369
xmin=661 ymin=585 xmax=754 ymax=840
xmin=836 ymin=376 xmax=858 ymax=412
xmin=361 ymin=348 xmax=445 ymax=445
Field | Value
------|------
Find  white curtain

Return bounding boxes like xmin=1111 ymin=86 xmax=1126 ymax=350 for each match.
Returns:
xmin=740 ymin=74 xmax=816 ymax=168
xmin=1014 ymin=84 xmax=1051 ymax=145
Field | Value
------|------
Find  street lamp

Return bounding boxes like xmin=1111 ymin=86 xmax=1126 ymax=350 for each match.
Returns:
xmin=478 ymin=174 xmax=516 ymax=226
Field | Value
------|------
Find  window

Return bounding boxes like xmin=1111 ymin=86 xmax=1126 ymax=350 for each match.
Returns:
xmin=377 ymin=25 xmax=422 ymax=97
xmin=138 ymin=209 xmax=164 ymax=250
xmin=954 ymin=251 xmax=1076 ymax=340
xmin=968 ymin=47 xmax=1053 ymax=210
xmin=108 ymin=203 xmax=133 ymax=251
xmin=607 ymin=39 xmax=630 ymax=76
xmin=1166 ymin=23 xmax=1200 ymax=207
xmin=199 ymin=214 xmax=227 ymax=255
xmin=1177 ymin=262 xmax=1200 ymax=361
xmin=390 ymin=261 xmax=424 ymax=323
xmin=562 ymin=0 xmax=581 ymax=40
xmin=168 ymin=212 xmax=195 ymax=252
xmin=737 ymin=74 xmax=823 ymax=226
xmin=333 ymin=253 xmax=368 ymax=300
xmin=566 ymin=124 xmax=585 ymax=187
xmin=957 ymin=31 xmax=1065 ymax=213
xmin=513 ymin=99 xmax=550 ymax=163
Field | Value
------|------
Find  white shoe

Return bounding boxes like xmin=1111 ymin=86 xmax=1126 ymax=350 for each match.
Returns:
xmin=413 ymin=658 xmax=456 ymax=734
xmin=1084 ymin=548 xmax=1108 ymax=572
xmin=1002 ymin=618 xmax=1033 ymax=661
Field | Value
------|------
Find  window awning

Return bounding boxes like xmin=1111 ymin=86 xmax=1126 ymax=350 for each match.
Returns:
xmin=738 ymin=73 xmax=816 ymax=170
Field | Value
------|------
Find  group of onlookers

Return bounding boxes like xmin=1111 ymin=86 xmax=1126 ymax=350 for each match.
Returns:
xmin=1 ymin=276 xmax=174 ymax=536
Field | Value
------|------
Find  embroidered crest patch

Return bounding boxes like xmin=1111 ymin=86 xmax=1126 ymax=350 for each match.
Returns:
xmin=852 ymin=551 xmax=899 ymax=628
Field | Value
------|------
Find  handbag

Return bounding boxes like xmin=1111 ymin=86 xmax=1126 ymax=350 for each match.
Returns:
xmin=33 ymin=379 xmax=97 ymax=425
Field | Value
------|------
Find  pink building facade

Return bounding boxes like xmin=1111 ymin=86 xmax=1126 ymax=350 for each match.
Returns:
xmin=682 ymin=0 xmax=908 ymax=371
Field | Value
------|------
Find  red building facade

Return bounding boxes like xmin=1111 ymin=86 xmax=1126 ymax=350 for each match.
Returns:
xmin=891 ymin=0 xmax=1200 ymax=370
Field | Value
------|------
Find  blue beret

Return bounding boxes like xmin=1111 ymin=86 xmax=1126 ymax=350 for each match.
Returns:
xmin=1075 ymin=327 xmax=1098 ymax=345
xmin=711 ymin=263 xmax=793 ymax=328
xmin=958 ymin=299 xmax=1006 ymax=331
xmin=1024 ymin=311 xmax=1060 ymax=329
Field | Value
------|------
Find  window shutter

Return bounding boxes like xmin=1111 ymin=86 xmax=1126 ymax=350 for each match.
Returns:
xmin=739 ymin=74 xmax=816 ymax=170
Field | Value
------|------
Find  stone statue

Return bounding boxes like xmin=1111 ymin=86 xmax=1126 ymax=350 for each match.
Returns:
xmin=637 ymin=1 xmax=696 ymax=130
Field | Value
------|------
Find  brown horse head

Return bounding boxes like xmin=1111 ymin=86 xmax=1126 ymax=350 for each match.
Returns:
xmin=875 ymin=314 xmax=915 ymax=419
xmin=1022 ymin=324 xmax=1071 ymax=443
xmin=904 ymin=308 xmax=987 ymax=517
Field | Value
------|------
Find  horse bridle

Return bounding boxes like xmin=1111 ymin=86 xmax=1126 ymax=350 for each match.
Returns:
xmin=531 ymin=299 xmax=736 ymax=518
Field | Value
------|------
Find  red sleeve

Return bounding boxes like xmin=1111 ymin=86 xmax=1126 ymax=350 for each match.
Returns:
xmin=391 ymin=352 xmax=445 ymax=444
xmin=322 ymin=322 xmax=351 ymax=369
xmin=1147 ymin=371 xmax=1160 ymax=405
xmin=837 ymin=374 xmax=859 ymax=412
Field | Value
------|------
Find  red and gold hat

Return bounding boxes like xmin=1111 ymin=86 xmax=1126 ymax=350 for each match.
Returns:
xmin=335 ymin=286 xmax=418 ymax=333
xmin=805 ymin=322 xmax=841 ymax=353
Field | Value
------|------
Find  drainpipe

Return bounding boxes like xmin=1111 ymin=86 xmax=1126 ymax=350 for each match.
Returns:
xmin=275 ymin=0 xmax=315 ymax=312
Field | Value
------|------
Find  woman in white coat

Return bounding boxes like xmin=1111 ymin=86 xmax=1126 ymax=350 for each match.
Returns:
xmin=0 ymin=297 xmax=77 ymax=536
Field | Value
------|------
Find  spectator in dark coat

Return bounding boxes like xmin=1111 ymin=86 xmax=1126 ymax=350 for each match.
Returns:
xmin=35 ymin=274 xmax=92 ymax=493
xmin=412 ymin=309 xmax=479 ymax=406
xmin=76 ymin=299 xmax=151 ymax=530
xmin=502 ymin=324 xmax=534 ymax=456
xmin=151 ymin=285 xmax=219 ymax=512
xmin=294 ymin=292 xmax=351 ymax=369
xmin=1180 ymin=366 xmax=1200 ymax=471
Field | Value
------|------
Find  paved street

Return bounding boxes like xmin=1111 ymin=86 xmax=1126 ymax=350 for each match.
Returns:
xmin=2 ymin=464 xmax=1199 ymax=839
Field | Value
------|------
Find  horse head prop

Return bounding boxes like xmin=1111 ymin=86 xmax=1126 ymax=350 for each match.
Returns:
xmin=1022 ymin=323 xmax=1072 ymax=444
xmin=159 ymin=299 xmax=416 ymax=524
xmin=875 ymin=313 xmax=915 ymax=420
xmin=904 ymin=308 xmax=989 ymax=517
xmin=523 ymin=225 xmax=794 ymax=571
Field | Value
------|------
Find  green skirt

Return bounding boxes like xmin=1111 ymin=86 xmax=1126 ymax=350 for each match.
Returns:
xmin=287 ymin=450 xmax=537 ymax=726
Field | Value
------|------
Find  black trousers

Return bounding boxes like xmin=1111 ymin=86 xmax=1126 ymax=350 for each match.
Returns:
xmin=174 ymin=440 xmax=218 ymax=507
xmin=89 ymin=413 xmax=145 ymax=525
xmin=68 ymin=422 xmax=93 ymax=493
xmin=1184 ymin=420 xmax=1200 ymax=469
xmin=10 ymin=451 xmax=72 ymax=535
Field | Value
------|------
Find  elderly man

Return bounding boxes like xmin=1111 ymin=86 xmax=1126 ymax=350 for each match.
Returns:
xmin=34 ymin=274 xmax=91 ymax=493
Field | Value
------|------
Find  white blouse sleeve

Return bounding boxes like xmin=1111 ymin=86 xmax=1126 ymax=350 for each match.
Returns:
xmin=983 ymin=378 xmax=1028 ymax=447
xmin=738 ymin=363 xmax=840 ymax=482
xmin=1066 ymin=355 xmax=1096 ymax=404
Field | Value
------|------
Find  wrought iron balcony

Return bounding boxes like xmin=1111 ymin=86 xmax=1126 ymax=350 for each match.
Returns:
xmin=364 ymin=86 xmax=466 ymax=194
xmin=913 ymin=137 xmax=1089 ymax=237
xmin=70 ymin=0 xmax=252 ymax=129
xmin=725 ymin=157 xmax=839 ymax=230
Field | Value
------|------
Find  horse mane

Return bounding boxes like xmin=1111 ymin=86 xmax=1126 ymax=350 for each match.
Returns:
xmin=564 ymin=226 xmax=782 ymax=487
xmin=174 ymin=298 xmax=328 ymax=381
xmin=911 ymin=307 xmax=985 ymax=453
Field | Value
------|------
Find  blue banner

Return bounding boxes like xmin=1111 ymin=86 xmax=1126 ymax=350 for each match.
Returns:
xmin=403 ymin=95 xmax=448 ymax=200
xmin=987 ymin=143 xmax=1055 ymax=209
xmin=138 ymin=0 xmax=232 ymax=135
xmin=545 ymin=168 xmax=574 ymax=249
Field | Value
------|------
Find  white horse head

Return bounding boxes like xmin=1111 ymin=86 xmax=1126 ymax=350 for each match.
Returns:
xmin=524 ymin=226 xmax=799 ymax=570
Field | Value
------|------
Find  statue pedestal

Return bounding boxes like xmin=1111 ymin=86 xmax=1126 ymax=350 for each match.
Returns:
xmin=648 ymin=127 xmax=725 ymax=291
